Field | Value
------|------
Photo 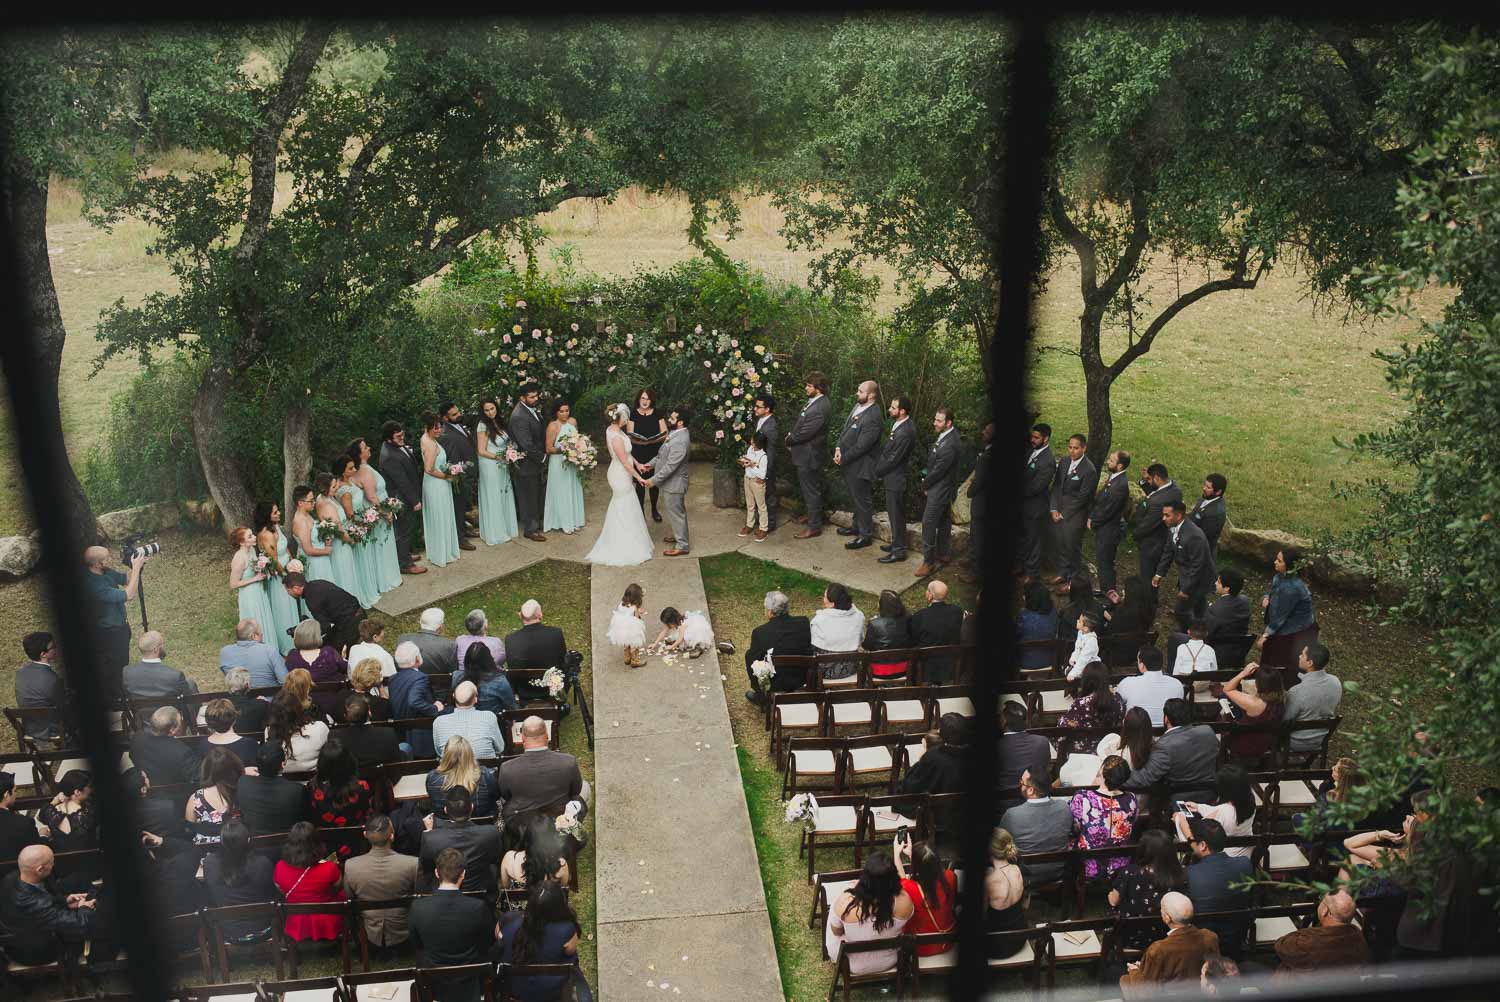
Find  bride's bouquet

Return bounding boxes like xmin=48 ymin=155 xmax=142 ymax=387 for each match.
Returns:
xmin=784 ymin=792 xmax=820 ymax=832
xmin=560 ymin=432 xmax=598 ymax=471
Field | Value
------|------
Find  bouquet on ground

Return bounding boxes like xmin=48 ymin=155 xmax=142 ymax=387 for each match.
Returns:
xmin=531 ymin=666 xmax=567 ymax=698
xmin=376 ymin=497 xmax=404 ymax=523
xmin=560 ymin=431 xmax=598 ymax=472
xmin=315 ymin=517 xmax=343 ymax=544
xmin=750 ymin=647 xmax=776 ymax=688
xmin=440 ymin=460 xmax=468 ymax=492
xmin=784 ymin=792 xmax=820 ymax=832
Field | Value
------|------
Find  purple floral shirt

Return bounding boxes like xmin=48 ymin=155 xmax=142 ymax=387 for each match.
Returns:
xmin=1069 ymin=788 xmax=1138 ymax=879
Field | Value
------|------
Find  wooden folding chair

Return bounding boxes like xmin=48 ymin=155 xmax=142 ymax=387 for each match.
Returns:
xmin=1275 ymin=717 xmax=1341 ymax=770
xmin=843 ymin=733 xmax=903 ymax=793
xmin=927 ymin=684 xmax=975 ymax=720
xmin=501 ymin=706 xmax=561 ymax=754
xmin=824 ymin=688 xmax=879 ymax=736
xmin=282 ymin=901 xmax=353 ymax=977
xmin=809 ymin=868 xmax=863 ymax=936
xmin=339 ymin=966 xmax=418 ymax=1002
xmin=783 ymin=737 xmax=846 ymax=800
xmin=417 ymin=962 xmax=495 ymax=1002
xmin=801 ymin=793 xmax=866 ymax=884
xmin=382 ymin=759 xmax=440 ymax=805
xmin=260 ymin=974 xmax=343 ymax=1001
xmin=828 ymin=936 xmax=905 ymax=1002
xmin=495 ymin=961 xmax=580 ymax=1001
xmin=770 ymin=690 xmax=826 ymax=767
xmin=1041 ymin=917 xmax=1111 ymax=986
xmin=202 ymin=901 xmax=285 ymax=981
xmin=861 ymin=794 xmax=928 ymax=858
xmin=0 ymin=928 xmax=80 ymax=997
xmin=182 ymin=981 xmax=263 ymax=1002
xmin=874 ymin=685 xmax=931 ymax=734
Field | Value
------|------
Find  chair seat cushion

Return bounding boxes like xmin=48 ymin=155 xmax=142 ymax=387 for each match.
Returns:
xmin=917 ymin=947 xmax=959 ymax=970
xmin=791 ymin=749 xmax=838 ymax=775
xmin=868 ymin=808 xmax=916 ymax=833
xmin=820 ymin=878 xmax=859 ymax=905
xmin=849 ymin=745 xmax=894 ymax=773
xmin=777 ymin=704 xmax=821 ymax=728
xmin=815 ymin=805 xmax=859 ymax=834
xmin=884 ymin=700 xmax=925 ymax=723
xmin=988 ymin=940 xmax=1035 ymax=968
xmin=1267 ymin=844 xmax=1311 ymax=871
xmin=354 ymin=983 xmax=413 ymax=1002
xmin=831 ymin=703 xmax=873 ymax=725
xmin=1255 ymin=915 xmax=1299 ymax=946
xmin=392 ymin=772 xmax=429 ymax=801
xmin=822 ymin=674 xmax=859 ymax=688
xmin=904 ymin=742 xmax=926 ymax=767
xmin=1040 ymin=690 xmax=1071 ymax=714
xmin=937 ymin=697 xmax=975 ymax=717
xmin=1276 ymin=781 xmax=1318 ymax=807
xmin=1052 ymin=928 xmax=1102 ymax=960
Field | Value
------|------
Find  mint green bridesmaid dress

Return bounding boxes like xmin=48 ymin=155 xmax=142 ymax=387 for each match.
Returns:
xmin=339 ymin=483 xmax=383 ymax=607
xmin=477 ymin=423 xmax=519 ymax=545
xmin=421 ymin=439 xmax=461 ymax=567
xmin=370 ymin=466 xmax=403 ymax=592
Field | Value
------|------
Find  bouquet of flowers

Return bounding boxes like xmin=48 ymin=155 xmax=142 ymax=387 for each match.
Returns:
xmin=315 ymin=517 xmax=343 ymax=544
xmin=377 ymin=497 xmax=404 ymax=523
xmin=531 ymin=666 xmax=566 ymax=698
xmin=254 ymin=553 xmax=286 ymax=579
xmin=784 ymin=792 xmax=820 ymax=832
xmin=555 ymin=800 xmax=584 ymax=838
xmin=360 ymin=507 xmax=381 ymax=532
xmin=343 ymin=520 xmax=371 ymax=546
xmin=441 ymin=460 xmax=468 ymax=492
xmin=560 ymin=432 xmax=598 ymax=471
xmin=750 ymin=653 xmax=776 ymax=689
xmin=285 ymin=558 xmax=305 ymax=574
xmin=504 ymin=445 xmax=526 ymax=464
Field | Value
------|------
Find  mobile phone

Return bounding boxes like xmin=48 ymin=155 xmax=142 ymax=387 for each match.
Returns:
xmin=896 ymin=825 xmax=909 ymax=844
xmin=1175 ymin=801 xmax=1196 ymax=818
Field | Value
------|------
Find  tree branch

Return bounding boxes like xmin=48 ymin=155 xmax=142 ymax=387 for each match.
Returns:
xmin=1047 ymin=184 xmax=1096 ymax=300
xmin=1095 ymin=187 xmax=1152 ymax=309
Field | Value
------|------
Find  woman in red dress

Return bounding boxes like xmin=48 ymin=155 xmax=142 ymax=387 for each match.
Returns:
xmin=273 ymin=822 xmax=345 ymax=941
xmin=894 ymin=836 xmax=958 ymax=956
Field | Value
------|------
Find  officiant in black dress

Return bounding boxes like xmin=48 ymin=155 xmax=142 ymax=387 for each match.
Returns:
xmin=626 ymin=388 xmax=668 ymax=524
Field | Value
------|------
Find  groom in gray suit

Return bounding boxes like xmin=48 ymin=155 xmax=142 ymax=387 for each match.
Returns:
xmin=646 ymin=407 xmax=692 ymax=556
xmin=787 ymin=372 xmax=832 ymax=539
xmin=509 ymin=382 xmax=547 ymax=542
xmin=915 ymin=406 xmax=962 ymax=578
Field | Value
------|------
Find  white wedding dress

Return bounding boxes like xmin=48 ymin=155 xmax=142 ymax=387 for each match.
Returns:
xmin=585 ymin=426 xmax=655 ymax=566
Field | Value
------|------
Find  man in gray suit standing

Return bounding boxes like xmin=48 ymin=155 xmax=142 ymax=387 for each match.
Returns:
xmin=915 ymin=406 xmax=962 ymax=578
xmin=1020 ymin=423 xmax=1057 ymax=584
xmin=834 ymin=379 xmax=882 ymax=550
xmin=1132 ymin=462 xmax=1183 ymax=598
xmin=786 ymin=372 xmax=832 ymax=539
xmin=508 ymin=382 xmax=547 ymax=542
xmin=1048 ymin=433 xmax=1100 ymax=587
xmin=438 ymin=401 xmax=479 ymax=548
xmin=876 ymin=395 xmax=916 ymax=564
xmin=1153 ymin=500 xmax=1217 ymax=629
xmin=1088 ymin=449 xmax=1132 ymax=597
xmin=647 ymin=407 xmax=692 ymax=556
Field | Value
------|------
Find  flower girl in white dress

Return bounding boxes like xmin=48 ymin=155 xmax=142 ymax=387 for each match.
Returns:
xmin=651 ymin=607 xmax=716 ymax=659
xmin=606 ymin=582 xmax=648 ymax=669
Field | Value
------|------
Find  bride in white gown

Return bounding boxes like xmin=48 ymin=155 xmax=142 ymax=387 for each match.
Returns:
xmin=585 ymin=403 xmax=656 ymax=566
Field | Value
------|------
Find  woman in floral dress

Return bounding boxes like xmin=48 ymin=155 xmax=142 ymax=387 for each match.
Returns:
xmin=1068 ymin=755 xmax=1138 ymax=880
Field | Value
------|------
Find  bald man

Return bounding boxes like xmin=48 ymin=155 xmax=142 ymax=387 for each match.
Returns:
xmin=834 ymin=379 xmax=883 ymax=549
xmin=432 ymin=681 xmax=505 ymax=759
xmin=0 ymin=844 xmax=115 ymax=964
xmin=497 ymin=715 xmax=585 ymax=821
xmin=84 ymin=544 xmax=148 ymax=683
xmin=122 ymin=629 xmax=198 ymax=707
xmin=909 ymin=580 xmax=966 ymax=684
xmin=1119 ymin=891 xmax=1219 ymax=998
xmin=1272 ymin=890 xmax=1370 ymax=983
xmin=503 ymin=600 xmax=567 ymax=681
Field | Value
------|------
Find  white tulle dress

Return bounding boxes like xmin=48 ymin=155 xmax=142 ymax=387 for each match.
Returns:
xmin=585 ymin=426 xmax=654 ymax=567
xmin=678 ymin=610 xmax=715 ymax=650
xmin=607 ymin=604 xmax=647 ymax=648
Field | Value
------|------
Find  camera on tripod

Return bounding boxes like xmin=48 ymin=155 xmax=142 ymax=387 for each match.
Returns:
xmin=122 ymin=534 xmax=163 ymax=563
xmin=561 ymin=649 xmax=584 ymax=685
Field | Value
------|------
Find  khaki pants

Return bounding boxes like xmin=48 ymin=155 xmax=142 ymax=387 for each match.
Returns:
xmin=744 ymin=476 xmax=768 ymax=529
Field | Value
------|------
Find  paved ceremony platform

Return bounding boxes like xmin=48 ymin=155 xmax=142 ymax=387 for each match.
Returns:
xmin=371 ymin=460 xmax=933 ymax=999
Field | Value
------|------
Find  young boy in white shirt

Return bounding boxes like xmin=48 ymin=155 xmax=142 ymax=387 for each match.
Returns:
xmin=1066 ymin=612 xmax=1100 ymax=680
xmin=738 ymin=432 xmax=771 ymax=541
xmin=1173 ymin=619 xmax=1219 ymax=676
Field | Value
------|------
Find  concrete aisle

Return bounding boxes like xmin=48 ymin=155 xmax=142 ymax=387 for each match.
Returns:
xmin=590 ymin=559 xmax=784 ymax=1002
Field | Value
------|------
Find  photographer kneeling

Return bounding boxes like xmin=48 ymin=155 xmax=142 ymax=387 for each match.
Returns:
xmin=84 ymin=544 xmax=149 ymax=685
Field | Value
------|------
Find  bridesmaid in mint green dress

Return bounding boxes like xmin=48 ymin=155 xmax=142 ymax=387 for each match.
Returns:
xmin=315 ymin=472 xmax=366 ymax=607
xmin=335 ymin=456 xmax=383 ymax=607
xmin=348 ymin=438 xmax=403 ymax=593
xmin=291 ymin=485 xmax=334 ymax=585
xmin=254 ymin=500 xmax=299 ymax=654
xmin=476 ymin=398 xmax=519 ymax=545
xmin=542 ymin=401 xmax=586 ymax=533
xmin=229 ymin=526 xmax=277 ymax=639
xmin=420 ymin=415 xmax=462 ymax=567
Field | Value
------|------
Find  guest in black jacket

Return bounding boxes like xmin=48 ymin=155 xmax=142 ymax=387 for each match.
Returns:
xmin=418 ymin=788 xmax=502 ymax=898
xmin=899 ymin=714 xmax=968 ymax=795
xmin=997 ymin=703 xmax=1051 ymax=811
xmin=0 ymin=773 xmax=48 ymax=863
xmin=0 ymin=845 xmax=117 ymax=964
xmin=224 ymin=666 xmax=270 ymax=734
xmin=410 ymin=847 xmax=495 ymax=1002
xmin=909 ymin=579 xmax=966 ymax=684
xmin=1170 ymin=568 xmax=1252 ymax=667
xmin=338 ymin=694 xmax=403 ymax=767
xmin=283 ymin=573 xmax=364 ymax=656
xmin=129 ymin=706 xmax=202 ymax=787
xmin=237 ymin=743 xmax=308 ymax=836
xmin=503 ymin=600 xmax=568 ymax=673
xmin=864 ymin=590 xmax=912 ymax=680
xmin=744 ymin=590 xmax=814 ymax=704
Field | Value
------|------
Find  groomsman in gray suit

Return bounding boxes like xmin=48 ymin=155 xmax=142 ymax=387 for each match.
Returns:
xmin=438 ymin=400 xmax=478 ymax=550
xmin=647 ymin=407 xmax=692 ymax=556
xmin=1020 ymin=423 xmax=1057 ymax=583
xmin=1132 ymin=462 xmax=1182 ymax=597
xmin=379 ymin=422 xmax=428 ymax=574
xmin=1047 ymin=433 xmax=1099 ymax=586
xmin=752 ymin=395 xmax=780 ymax=532
xmin=1087 ymin=449 xmax=1131 ymax=596
xmin=508 ymin=383 xmax=548 ymax=542
xmin=786 ymin=372 xmax=832 ymax=539
xmin=876 ymin=395 xmax=916 ymax=564
xmin=1191 ymin=473 xmax=1228 ymax=562
xmin=1153 ymin=499 xmax=1217 ymax=628
xmin=834 ymin=379 xmax=882 ymax=550
xmin=915 ymin=406 xmax=962 ymax=578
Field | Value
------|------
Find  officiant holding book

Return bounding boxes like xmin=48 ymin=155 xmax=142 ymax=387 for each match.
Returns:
xmin=626 ymin=388 xmax=668 ymax=524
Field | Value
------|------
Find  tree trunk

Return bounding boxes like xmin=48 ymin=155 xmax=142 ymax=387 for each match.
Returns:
xmin=191 ymin=366 xmax=256 ymax=528
xmin=2 ymin=155 xmax=100 ymax=545
xmin=282 ymin=401 xmax=313 ymax=520
xmin=1081 ymin=333 xmax=1115 ymax=468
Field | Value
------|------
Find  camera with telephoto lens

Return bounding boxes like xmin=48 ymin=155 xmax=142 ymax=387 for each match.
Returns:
xmin=122 ymin=534 xmax=163 ymax=564
xmin=562 ymin=649 xmax=584 ymax=685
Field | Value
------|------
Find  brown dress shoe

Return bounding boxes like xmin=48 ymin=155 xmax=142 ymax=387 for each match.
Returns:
xmin=459 ymin=539 xmax=477 ymax=550
xmin=754 ymin=530 xmax=767 ymax=542
xmin=737 ymin=526 xmax=753 ymax=537
xmin=401 ymin=564 xmax=428 ymax=575
xmin=663 ymin=548 xmax=689 ymax=557
xmin=913 ymin=563 xmax=934 ymax=577
xmin=794 ymin=528 xmax=821 ymax=539
xmin=526 ymin=532 xmax=547 ymax=542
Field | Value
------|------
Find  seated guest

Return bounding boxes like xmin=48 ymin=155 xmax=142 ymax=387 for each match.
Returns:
xmin=388 ymin=641 xmax=444 ymax=758
xmin=265 ymin=691 xmax=330 ymax=776
xmin=1295 ymin=756 xmax=1368 ymax=834
xmin=274 ymin=822 xmax=346 ymax=941
xmin=1014 ymin=582 xmax=1059 ymax=670
xmin=1058 ymin=661 xmax=1123 ymax=734
xmin=894 ymin=838 xmax=957 ymax=956
xmin=224 ymin=666 xmax=270 ymax=734
xmin=1213 ymin=661 xmax=1286 ymax=765
xmin=824 ymin=850 xmax=914 ymax=977
xmin=1069 ymin=755 xmax=1138 ymax=879
xmin=200 ymin=819 xmax=277 ymax=940
xmin=0 ymin=845 xmax=115 ymax=965
xmin=809 ymin=582 xmax=865 ymax=682
xmin=1118 ymin=892 xmax=1219 ymax=999
xmin=909 ymin=579 xmax=965 ymax=683
xmin=286 ymin=620 xmax=348 ymax=718
xmin=1054 ymin=575 xmax=1102 ymax=647
xmin=1174 ymin=764 xmax=1255 ymax=858
xmin=398 ymin=607 xmax=458 ymax=679
xmin=1171 ymin=620 xmax=1218 ymax=676
xmin=309 ymin=738 xmax=373 ymax=854
xmin=999 ymin=768 xmax=1073 ymax=885
xmin=454 ymin=608 xmax=506 ymax=672
xmin=130 ymin=706 xmax=203 ymax=787
xmin=427 ymin=735 xmax=501 ymax=820
xmin=238 ymin=743 xmax=308 ymax=836
xmin=1272 ymin=889 xmax=1370 ymax=983
xmin=997 ymin=702 xmax=1051 ymax=808
xmin=1116 ymin=647 xmax=1185 ymax=727
xmin=498 ymin=717 xmax=585 ymax=822
xmin=494 ymin=878 xmax=593 ymax=1002
xmin=15 ymin=631 xmax=64 ymax=748
xmin=1170 ymin=568 xmax=1251 ymax=665
xmin=984 ymin=828 xmax=1026 ymax=931
xmin=1099 ymin=581 xmax=1152 ymax=643
xmin=1125 ymin=698 xmax=1218 ymax=804
xmin=186 ymin=748 xmax=242 ymax=847
xmin=204 ymin=698 xmax=259 ymax=766
xmin=1109 ymin=829 xmax=1188 ymax=951
xmin=0 ymin=773 xmax=49 ymax=862
xmin=343 ymin=814 xmax=420 ymax=951
xmin=1283 ymin=641 xmax=1343 ymax=754
xmin=1260 ymin=547 xmax=1315 ymax=660
xmin=453 ymin=641 xmax=518 ymax=713
xmin=346 ymin=658 xmax=392 ymax=723
xmin=1113 ymin=705 xmax=1155 ymax=771
xmin=123 ymin=767 xmax=189 ymax=855
xmin=500 ymin=811 xmax=572 ymax=890
xmin=433 ymin=681 xmax=506 ymax=759
xmin=123 ymin=629 xmax=199 ymax=703
xmin=863 ymin=590 xmax=912 ymax=680
xmin=219 ymin=618 xmax=287 ymax=688
xmin=419 ymin=787 xmax=503 ymax=896
xmin=503 ymin=600 xmax=568 ymax=673
xmin=410 ymin=847 xmax=496 ymax=1002
xmin=339 ymin=693 xmax=402 ymax=767
xmin=744 ymin=590 xmax=814 ymax=704
xmin=1339 ymin=812 xmax=1416 ymax=889
xmin=40 ymin=770 xmax=96 ymax=854
xmin=899 ymin=714 xmax=968 ymax=796
xmin=279 ymin=667 xmax=333 ymax=727
xmin=347 ymin=620 xmax=396 ymax=680
xmin=1182 ymin=818 xmax=1252 ymax=958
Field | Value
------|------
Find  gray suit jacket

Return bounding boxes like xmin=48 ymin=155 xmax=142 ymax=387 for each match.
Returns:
xmin=439 ymin=420 xmax=476 ymax=467
xmin=1022 ymin=446 xmax=1057 ymax=516
xmin=397 ymin=630 xmax=458 ymax=679
xmin=379 ymin=441 xmax=423 ymax=507
xmin=1089 ymin=471 xmax=1131 ymax=526
xmin=874 ymin=419 xmax=916 ymax=486
xmin=508 ymin=402 xmax=545 ymax=477
xmin=786 ymin=394 xmax=831 ymax=468
xmin=1156 ymin=519 xmax=1217 ymax=596
xmin=998 ymin=798 xmax=1074 ymax=883
xmin=1191 ymin=496 xmax=1227 ymax=554
xmin=1131 ymin=480 xmax=1184 ymax=542
xmin=1124 ymin=724 xmax=1219 ymax=797
xmin=650 ymin=427 xmax=691 ymax=494
xmin=497 ymin=748 xmax=584 ymax=819
xmin=754 ymin=413 xmax=780 ymax=478
xmin=922 ymin=429 xmax=962 ymax=504
xmin=123 ymin=660 xmax=199 ymax=700
xmin=1051 ymin=456 xmax=1100 ymax=517
xmin=836 ymin=404 xmax=882 ymax=481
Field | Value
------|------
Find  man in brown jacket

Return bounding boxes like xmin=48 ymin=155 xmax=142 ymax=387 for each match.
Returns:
xmin=343 ymin=814 xmax=420 ymax=951
xmin=1120 ymin=892 xmax=1220 ymax=998
xmin=1273 ymin=890 xmax=1370 ymax=983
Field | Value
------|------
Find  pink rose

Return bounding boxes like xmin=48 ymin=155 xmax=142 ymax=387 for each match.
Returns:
xmin=545 ymin=337 xmax=553 ymax=345
xmin=516 ymin=300 xmax=527 ymax=309
xmin=500 ymin=354 xmax=511 ymax=362
xmin=704 ymin=360 xmax=712 ymax=368
xmin=570 ymin=323 xmax=579 ymax=332
xmin=714 ymin=429 xmax=724 ymax=441
xmin=730 ymin=339 xmax=739 ymax=348
xmin=694 ymin=325 xmax=703 ymax=334
xmin=608 ymin=365 xmax=617 ymax=373
xmin=532 ymin=329 xmax=542 ymax=338
xmin=731 ymin=387 xmax=742 ymax=396
xmin=502 ymin=333 xmax=512 ymax=344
